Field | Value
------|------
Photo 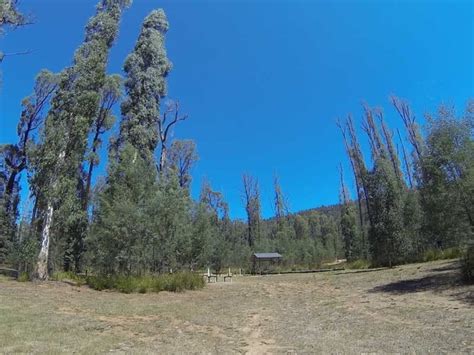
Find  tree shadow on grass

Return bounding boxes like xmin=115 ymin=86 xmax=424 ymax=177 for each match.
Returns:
xmin=369 ymin=262 xmax=473 ymax=305
xmin=333 ymin=268 xmax=387 ymax=276
xmin=429 ymin=260 xmax=462 ymax=273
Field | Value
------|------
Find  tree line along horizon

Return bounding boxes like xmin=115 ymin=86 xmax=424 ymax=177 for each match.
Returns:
xmin=0 ymin=0 xmax=472 ymax=280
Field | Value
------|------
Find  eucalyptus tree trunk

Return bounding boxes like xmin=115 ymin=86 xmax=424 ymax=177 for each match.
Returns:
xmin=35 ymin=203 xmax=53 ymax=280
xmin=35 ymin=148 xmax=65 ymax=279
xmin=31 ymin=1 xmax=129 ymax=278
xmin=159 ymin=142 xmax=167 ymax=173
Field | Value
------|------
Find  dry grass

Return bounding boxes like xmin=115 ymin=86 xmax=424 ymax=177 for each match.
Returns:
xmin=0 ymin=259 xmax=472 ymax=353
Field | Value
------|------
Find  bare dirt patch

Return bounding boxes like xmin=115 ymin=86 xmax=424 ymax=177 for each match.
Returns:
xmin=0 ymin=259 xmax=472 ymax=353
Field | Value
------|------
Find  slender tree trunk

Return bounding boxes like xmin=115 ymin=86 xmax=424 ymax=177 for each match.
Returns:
xmin=159 ymin=143 xmax=167 ymax=172
xmin=83 ymin=157 xmax=95 ymax=210
xmin=397 ymin=128 xmax=413 ymax=189
xmin=83 ymin=127 xmax=102 ymax=210
xmin=4 ymin=169 xmax=19 ymax=212
xmin=35 ymin=203 xmax=53 ymax=280
xmin=35 ymin=148 xmax=65 ymax=280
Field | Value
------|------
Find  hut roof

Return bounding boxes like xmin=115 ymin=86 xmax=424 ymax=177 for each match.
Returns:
xmin=253 ymin=252 xmax=282 ymax=259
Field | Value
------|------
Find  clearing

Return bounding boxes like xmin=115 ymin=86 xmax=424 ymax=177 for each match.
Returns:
xmin=0 ymin=259 xmax=472 ymax=353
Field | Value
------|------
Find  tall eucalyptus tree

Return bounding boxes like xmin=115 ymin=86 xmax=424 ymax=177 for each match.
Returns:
xmin=32 ymin=0 xmax=129 ymax=279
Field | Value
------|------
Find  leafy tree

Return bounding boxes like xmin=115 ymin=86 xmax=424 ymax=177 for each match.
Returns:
xmin=366 ymin=158 xmax=407 ymax=267
xmin=418 ymin=103 xmax=474 ymax=248
xmin=118 ymin=9 xmax=172 ymax=163
xmin=88 ymin=144 xmax=157 ymax=275
xmin=30 ymin=0 xmax=129 ymax=279
xmin=151 ymin=171 xmax=192 ymax=272
xmin=82 ymin=74 xmax=122 ymax=210
xmin=339 ymin=165 xmax=360 ymax=261
xmin=0 ymin=0 xmax=30 ymax=32
xmin=0 ymin=70 xmax=57 ymax=263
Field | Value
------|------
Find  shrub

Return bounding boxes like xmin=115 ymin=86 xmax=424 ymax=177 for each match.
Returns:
xmin=423 ymin=247 xmax=462 ymax=262
xmin=17 ymin=272 xmax=29 ymax=282
xmin=346 ymin=259 xmax=370 ymax=270
xmin=86 ymin=272 xmax=204 ymax=293
xmin=51 ymin=271 xmax=86 ymax=286
xmin=443 ymin=247 xmax=462 ymax=260
xmin=461 ymin=242 xmax=474 ymax=283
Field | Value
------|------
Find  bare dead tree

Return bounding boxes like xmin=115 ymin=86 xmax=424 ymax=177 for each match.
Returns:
xmin=361 ymin=103 xmax=386 ymax=161
xmin=375 ymin=108 xmax=404 ymax=186
xmin=273 ymin=173 xmax=289 ymax=223
xmin=242 ymin=174 xmax=260 ymax=248
xmin=166 ymin=139 xmax=198 ymax=189
xmin=391 ymin=96 xmax=424 ymax=162
xmin=82 ymin=75 xmax=121 ymax=210
xmin=337 ymin=117 xmax=365 ymax=226
xmin=2 ymin=70 xmax=57 ymax=214
xmin=337 ymin=115 xmax=371 ymax=258
xmin=0 ymin=49 xmax=33 ymax=63
xmin=397 ymin=128 xmax=413 ymax=189
xmin=338 ymin=163 xmax=350 ymax=205
xmin=200 ymin=179 xmax=229 ymax=224
xmin=157 ymin=100 xmax=188 ymax=172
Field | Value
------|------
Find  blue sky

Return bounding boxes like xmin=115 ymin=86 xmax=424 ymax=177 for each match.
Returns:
xmin=1 ymin=0 xmax=473 ymax=219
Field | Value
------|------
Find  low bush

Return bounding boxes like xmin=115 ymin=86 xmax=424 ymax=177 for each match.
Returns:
xmin=17 ymin=272 xmax=29 ymax=282
xmin=346 ymin=259 xmax=371 ymax=270
xmin=86 ymin=272 xmax=205 ymax=293
xmin=51 ymin=271 xmax=86 ymax=286
xmin=423 ymin=247 xmax=462 ymax=262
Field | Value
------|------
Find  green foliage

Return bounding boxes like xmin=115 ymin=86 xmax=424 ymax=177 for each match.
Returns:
xmin=367 ymin=157 xmax=411 ymax=267
xmin=88 ymin=144 xmax=195 ymax=274
xmin=50 ymin=271 xmax=86 ymax=286
xmin=86 ymin=272 xmax=204 ymax=293
xmin=422 ymin=247 xmax=462 ymax=262
xmin=8 ymin=232 xmax=37 ymax=272
xmin=0 ymin=0 xmax=30 ymax=34
xmin=119 ymin=9 xmax=171 ymax=160
xmin=87 ymin=144 xmax=159 ymax=274
xmin=17 ymin=272 xmax=29 ymax=282
xmin=418 ymin=104 xmax=474 ymax=249
xmin=340 ymin=202 xmax=360 ymax=261
xmin=28 ymin=0 xmax=130 ymax=277
xmin=345 ymin=259 xmax=371 ymax=270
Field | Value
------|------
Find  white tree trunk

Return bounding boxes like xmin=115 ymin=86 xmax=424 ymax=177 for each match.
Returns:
xmin=159 ymin=143 xmax=167 ymax=172
xmin=35 ymin=203 xmax=53 ymax=280
xmin=35 ymin=150 xmax=64 ymax=280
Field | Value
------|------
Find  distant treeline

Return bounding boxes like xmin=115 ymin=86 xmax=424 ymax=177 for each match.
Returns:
xmin=0 ymin=0 xmax=472 ymax=280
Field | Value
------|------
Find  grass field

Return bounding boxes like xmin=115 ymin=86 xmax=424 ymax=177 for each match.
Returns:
xmin=0 ymin=259 xmax=472 ymax=353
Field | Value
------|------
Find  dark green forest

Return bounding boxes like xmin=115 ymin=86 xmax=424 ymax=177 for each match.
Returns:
xmin=1 ymin=0 xmax=473 ymax=281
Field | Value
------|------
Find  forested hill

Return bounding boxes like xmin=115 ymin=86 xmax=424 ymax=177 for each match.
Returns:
xmin=297 ymin=204 xmax=342 ymax=220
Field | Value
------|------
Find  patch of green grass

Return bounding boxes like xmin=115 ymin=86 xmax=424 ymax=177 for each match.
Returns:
xmin=50 ymin=271 xmax=86 ymax=286
xmin=86 ymin=272 xmax=205 ymax=293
